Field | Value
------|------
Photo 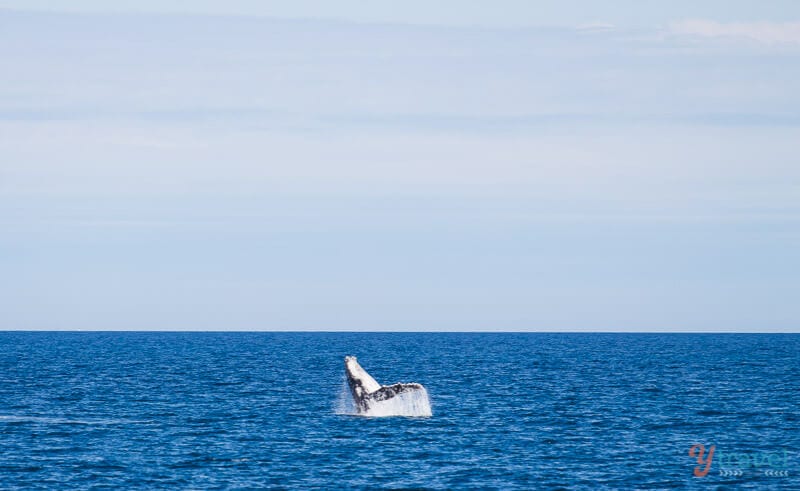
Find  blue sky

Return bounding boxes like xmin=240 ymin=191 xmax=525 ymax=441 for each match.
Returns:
xmin=2 ymin=0 xmax=799 ymax=27
xmin=1 ymin=3 xmax=799 ymax=330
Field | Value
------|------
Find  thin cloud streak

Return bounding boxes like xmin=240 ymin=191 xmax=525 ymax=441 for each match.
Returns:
xmin=670 ymin=19 xmax=800 ymax=45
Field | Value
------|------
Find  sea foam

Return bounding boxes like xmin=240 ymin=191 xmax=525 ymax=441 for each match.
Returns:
xmin=335 ymin=380 xmax=432 ymax=418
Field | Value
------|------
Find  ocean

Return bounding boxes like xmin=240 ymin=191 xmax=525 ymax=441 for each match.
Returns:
xmin=0 ymin=332 xmax=798 ymax=489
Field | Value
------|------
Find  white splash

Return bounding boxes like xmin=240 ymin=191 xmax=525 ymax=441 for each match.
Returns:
xmin=335 ymin=382 xmax=432 ymax=418
xmin=363 ymin=386 xmax=432 ymax=418
xmin=334 ymin=379 xmax=357 ymax=415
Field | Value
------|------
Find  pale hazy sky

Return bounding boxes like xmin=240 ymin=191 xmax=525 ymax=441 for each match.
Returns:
xmin=1 ymin=2 xmax=799 ymax=330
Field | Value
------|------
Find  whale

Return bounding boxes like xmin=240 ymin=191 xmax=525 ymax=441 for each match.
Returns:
xmin=344 ymin=356 xmax=428 ymax=415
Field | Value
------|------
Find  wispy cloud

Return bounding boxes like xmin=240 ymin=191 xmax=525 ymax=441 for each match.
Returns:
xmin=670 ymin=19 xmax=800 ymax=45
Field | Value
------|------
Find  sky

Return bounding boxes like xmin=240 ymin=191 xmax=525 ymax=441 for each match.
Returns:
xmin=1 ymin=2 xmax=799 ymax=331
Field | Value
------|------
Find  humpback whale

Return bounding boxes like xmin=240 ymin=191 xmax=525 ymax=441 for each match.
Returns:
xmin=344 ymin=356 xmax=431 ymax=416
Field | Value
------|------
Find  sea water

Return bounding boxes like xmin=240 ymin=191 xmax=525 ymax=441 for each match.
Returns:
xmin=0 ymin=332 xmax=798 ymax=489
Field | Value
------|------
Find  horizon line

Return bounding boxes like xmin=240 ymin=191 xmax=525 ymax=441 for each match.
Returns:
xmin=1 ymin=329 xmax=798 ymax=334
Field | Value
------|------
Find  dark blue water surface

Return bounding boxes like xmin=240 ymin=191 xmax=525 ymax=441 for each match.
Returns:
xmin=0 ymin=332 xmax=798 ymax=489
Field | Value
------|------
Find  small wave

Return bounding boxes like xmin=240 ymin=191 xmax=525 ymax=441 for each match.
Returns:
xmin=0 ymin=415 xmax=148 ymax=425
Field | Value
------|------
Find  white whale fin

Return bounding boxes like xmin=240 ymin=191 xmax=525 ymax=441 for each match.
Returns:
xmin=344 ymin=356 xmax=381 ymax=394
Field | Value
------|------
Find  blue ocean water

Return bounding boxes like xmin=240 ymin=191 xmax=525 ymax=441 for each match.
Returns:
xmin=0 ymin=332 xmax=798 ymax=489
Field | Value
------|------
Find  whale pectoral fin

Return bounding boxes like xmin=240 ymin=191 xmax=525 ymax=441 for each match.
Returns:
xmin=369 ymin=383 xmax=425 ymax=402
